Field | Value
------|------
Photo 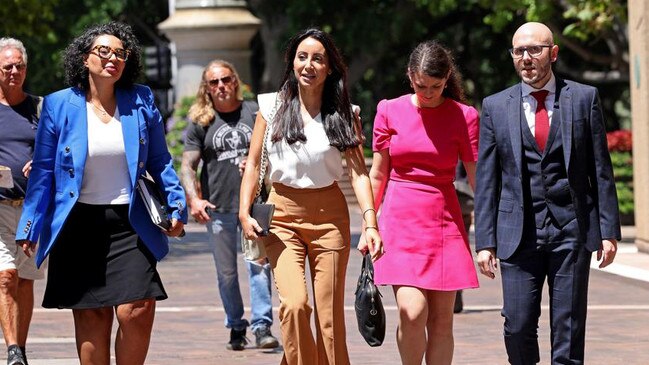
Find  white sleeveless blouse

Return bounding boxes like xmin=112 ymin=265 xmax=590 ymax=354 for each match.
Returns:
xmin=257 ymin=92 xmax=344 ymax=189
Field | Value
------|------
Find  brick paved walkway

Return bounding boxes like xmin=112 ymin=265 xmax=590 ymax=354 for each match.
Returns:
xmin=19 ymin=218 xmax=649 ymax=364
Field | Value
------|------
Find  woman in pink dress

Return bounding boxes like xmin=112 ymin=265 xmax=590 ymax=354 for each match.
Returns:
xmin=367 ymin=40 xmax=479 ymax=364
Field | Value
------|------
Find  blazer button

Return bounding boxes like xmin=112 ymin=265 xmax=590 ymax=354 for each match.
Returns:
xmin=69 ymin=191 xmax=75 ymax=197
xmin=68 ymin=168 xmax=74 ymax=177
xmin=65 ymin=146 xmax=70 ymax=153
xmin=23 ymin=228 xmax=29 ymax=233
xmin=139 ymin=138 xmax=145 ymax=144
xmin=139 ymin=162 xmax=144 ymax=168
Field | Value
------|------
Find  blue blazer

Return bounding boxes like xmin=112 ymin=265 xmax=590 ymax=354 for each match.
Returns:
xmin=16 ymin=85 xmax=188 ymax=267
xmin=474 ymin=79 xmax=621 ymax=260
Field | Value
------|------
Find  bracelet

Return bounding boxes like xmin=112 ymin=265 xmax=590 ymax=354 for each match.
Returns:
xmin=364 ymin=226 xmax=378 ymax=231
xmin=362 ymin=208 xmax=376 ymax=219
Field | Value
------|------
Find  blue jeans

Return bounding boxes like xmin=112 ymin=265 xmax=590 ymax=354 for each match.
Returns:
xmin=206 ymin=212 xmax=273 ymax=331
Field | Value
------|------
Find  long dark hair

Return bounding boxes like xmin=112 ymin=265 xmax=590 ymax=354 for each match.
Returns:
xmin=63 ymin=21 xmax=142 ymax=91
xmin=272 ymin=28 xmax=360 ymax=151
xmin=407 ymin=40 xmax=465 ymax=103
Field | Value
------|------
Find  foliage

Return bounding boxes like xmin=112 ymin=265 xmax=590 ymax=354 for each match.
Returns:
xmin=610 ymin=151 xmax=632 ymax=180
xmin=607 ymin=130 xmax=633 ymax=215
xmin=615 ymin=180 xmax=634 ymax=215
xmin=166 ymin=96 xmax=195 ymax=171
xmin=250 ymin=0 xmax=630 ymax=136
xmin=3 ymin=0 xmax=169 ymax=96
xmin=241 ymin=84 xmax=256 ymax=101
xmin=606 ymin=129 xmax=632 ymax=152
xmin=0 ymin=0 xmax=58 ymax=37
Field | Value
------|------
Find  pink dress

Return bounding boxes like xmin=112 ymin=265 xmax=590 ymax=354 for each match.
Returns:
xmin=373 ymin=95 xmax=479 ymax=290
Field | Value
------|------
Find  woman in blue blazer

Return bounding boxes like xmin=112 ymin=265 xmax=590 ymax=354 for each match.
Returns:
xmin=15 ymin=22 xmax=186 ymax=365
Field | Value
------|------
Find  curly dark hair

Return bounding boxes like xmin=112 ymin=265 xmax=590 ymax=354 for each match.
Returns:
xmin=63 ymin=21 xmax=142 ymax=90
xmin=272 ymin=28 xmax=360 ymax=151
xmin=407 ymin=40 xmax=466 ymax=103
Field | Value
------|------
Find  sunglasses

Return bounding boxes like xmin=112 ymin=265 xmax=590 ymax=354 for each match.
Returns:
xmin=207 ymin=75 xmax=234 ymax=87
xmin=90 ymin=45 xmax=130 ymax=61
xmin=509 ymin=45 xmax=553 ymax=59
xmin=1 ymin=63 xmax=26 ymax=72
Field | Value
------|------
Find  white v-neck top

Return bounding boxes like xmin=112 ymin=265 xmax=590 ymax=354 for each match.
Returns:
xmin=258 ymin=92 xmax=343 ymax=189
xmin=78 ymin=103 xmax=132 ymax=204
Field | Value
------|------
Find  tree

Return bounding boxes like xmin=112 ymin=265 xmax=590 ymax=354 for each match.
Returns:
xmin=249 ymin=0 xmax=629 ymax=131
xmin=0 ymin=0 xmax=59 ymax=38
xmin=3 ymin=0 xmax=169 ymax=96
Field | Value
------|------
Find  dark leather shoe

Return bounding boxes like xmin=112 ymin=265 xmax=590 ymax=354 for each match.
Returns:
xmin=7 ymin=345 xmax=25 ymax=365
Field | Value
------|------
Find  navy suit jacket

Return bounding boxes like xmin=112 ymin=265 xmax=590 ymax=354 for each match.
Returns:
xmin=16 ymin=85 xmax=187 ymax=267
xmin=475 ymin=78 xmax=621 ymax=260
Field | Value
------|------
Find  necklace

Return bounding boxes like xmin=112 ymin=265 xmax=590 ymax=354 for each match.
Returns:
xmin=90 ymin=101 xmax=109 ymax=117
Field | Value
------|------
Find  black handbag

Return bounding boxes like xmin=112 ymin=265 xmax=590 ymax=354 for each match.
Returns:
xmin=250 ymin=198 xmax=274 ymax=236
xmin=354 ymin=253 xmax=386 ymax=347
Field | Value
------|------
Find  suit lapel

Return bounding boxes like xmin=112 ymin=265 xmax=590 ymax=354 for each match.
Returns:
xmin=117 ymin=88 xmax=140 ymax=187
xmin=67 ymin=89 xmax=89 ymax=192
xmin=507 ymin=85 xmax=523 ymax=175
xmin=557 ymin=79 xmax=573 ymax=171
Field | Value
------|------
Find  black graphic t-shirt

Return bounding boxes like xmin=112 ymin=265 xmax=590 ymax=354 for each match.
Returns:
xmin=184 ymin=101 xmax=258 ymax=213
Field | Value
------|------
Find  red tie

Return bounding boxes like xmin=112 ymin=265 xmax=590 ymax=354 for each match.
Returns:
xmin=531 ymin=90 xmax=550 ymax=151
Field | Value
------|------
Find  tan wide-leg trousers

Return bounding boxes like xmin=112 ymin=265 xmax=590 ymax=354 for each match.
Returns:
xmin=262 ymin=182 xmax=351 ymax=365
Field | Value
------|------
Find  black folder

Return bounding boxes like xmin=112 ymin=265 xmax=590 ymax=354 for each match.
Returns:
xmin=136 ymin=175 xmax=172 ymax=230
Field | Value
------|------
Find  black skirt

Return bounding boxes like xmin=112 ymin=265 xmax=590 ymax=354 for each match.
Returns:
xmin=43 ymin=202 xmax=167 ymax=309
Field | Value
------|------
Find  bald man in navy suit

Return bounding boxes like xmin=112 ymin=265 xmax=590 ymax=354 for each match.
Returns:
xmin=474 ymin=22 xmax=621 ymax=365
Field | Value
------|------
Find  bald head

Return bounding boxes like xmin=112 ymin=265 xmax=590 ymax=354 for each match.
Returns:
xmin=513 ymin=22 xmax=554 ymax=46
xmin=510 ymin=21 xmax=558 ymax=88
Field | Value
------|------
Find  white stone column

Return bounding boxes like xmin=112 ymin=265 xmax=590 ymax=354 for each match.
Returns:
xmin=159 ymin=0 xmax=261 ymax=100
xmin=628 ymin=0 xmax=649 ymax=253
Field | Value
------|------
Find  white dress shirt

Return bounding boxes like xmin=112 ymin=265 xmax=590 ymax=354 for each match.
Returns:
xmin=521 ymin=73 xmax=557 ymax=135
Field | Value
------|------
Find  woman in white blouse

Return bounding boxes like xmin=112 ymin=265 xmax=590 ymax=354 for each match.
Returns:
xmin=240 ymin=28 xmax=382 ymax=365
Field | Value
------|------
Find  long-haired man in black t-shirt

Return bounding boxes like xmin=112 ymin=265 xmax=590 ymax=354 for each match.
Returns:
xmin=180 ymin=60 xmax=278 ymax=352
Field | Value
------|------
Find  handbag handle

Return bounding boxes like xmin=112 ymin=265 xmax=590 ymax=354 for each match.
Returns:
xmin=255 ymin=96 xmax=280 ymax=199
xmin=361 ymin=253 xmax=375 ymax=282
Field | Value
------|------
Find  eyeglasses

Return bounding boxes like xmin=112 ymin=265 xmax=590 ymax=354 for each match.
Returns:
xmin=1 ymin=63 xmax=26 ymax=72
xmin=509 ymin=45 xmax=553 ymax=59
xmin=90 ymin=45 xmax=130 ymax=61
xmin=207 ymin=76 xmax=234 ymax=87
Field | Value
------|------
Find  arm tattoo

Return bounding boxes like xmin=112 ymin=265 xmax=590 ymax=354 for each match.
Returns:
xmin=180 ymin=150 xmax=201 ymax=201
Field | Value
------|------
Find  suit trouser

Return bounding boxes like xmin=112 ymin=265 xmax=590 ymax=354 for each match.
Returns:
xmin=500 ymin=241 xmax=592 ymax=365
xmin=262 ymin=182 xmax=350 ymax=365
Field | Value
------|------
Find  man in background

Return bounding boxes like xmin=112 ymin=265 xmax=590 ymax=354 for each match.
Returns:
xmin=0 ymin=37 xmax=44 ymax=365
xmin=181 ymin=60 xmax=278 ymax=351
